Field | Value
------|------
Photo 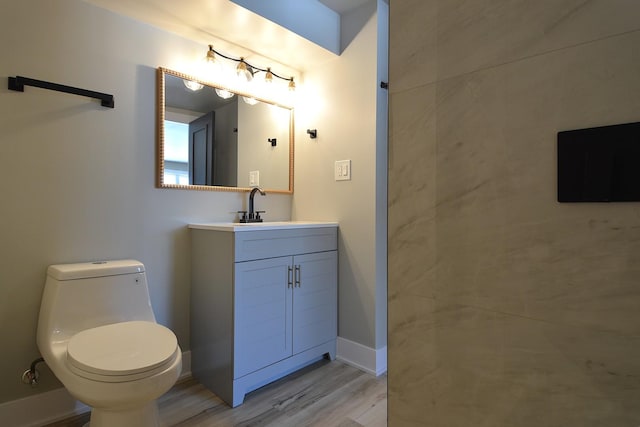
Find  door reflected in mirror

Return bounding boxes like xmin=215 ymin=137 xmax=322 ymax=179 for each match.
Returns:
xmin=157 ymin=67 xmax=293 ymax=193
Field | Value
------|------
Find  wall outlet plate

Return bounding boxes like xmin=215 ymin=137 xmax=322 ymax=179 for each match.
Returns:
xmin=335 ymin=160 xmax=351 ymax=181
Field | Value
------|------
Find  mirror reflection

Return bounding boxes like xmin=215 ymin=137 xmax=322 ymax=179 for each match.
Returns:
xmin=157 ymin=67 xmax=293 ymax=193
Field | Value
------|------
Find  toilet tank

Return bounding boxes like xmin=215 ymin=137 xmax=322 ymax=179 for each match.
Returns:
xmin=38 ymin=260 xmax=157 ymax=341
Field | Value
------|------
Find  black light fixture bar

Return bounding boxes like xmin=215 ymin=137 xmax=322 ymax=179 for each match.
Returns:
xmin=8 ymin=76 xmax=115 ymax=108
xmin=209 ymin=46 xmax=294 ymax=84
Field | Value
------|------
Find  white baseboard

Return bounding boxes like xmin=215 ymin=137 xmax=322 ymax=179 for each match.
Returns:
xmin=0 ymin=387 xmax=89 ymax=427
xmin=336 ymin=337 xmax=387 ymax=376
xmin=0 ymin=350 xmax=192 ymax=427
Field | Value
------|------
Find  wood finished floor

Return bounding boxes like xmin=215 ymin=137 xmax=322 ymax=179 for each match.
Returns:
xmin=45 ymin=359 xmax=387 ymax=427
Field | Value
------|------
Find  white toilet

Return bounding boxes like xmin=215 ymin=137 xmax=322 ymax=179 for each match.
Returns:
xmin=37 ymin=260 xmax=182 ymax=427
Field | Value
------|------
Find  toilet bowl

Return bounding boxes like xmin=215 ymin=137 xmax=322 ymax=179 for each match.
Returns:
xmin=36 ymin=260 xmax=182 ymax=427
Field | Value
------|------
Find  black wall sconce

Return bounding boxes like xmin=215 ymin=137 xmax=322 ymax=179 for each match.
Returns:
xmin=307 ymin=129 xmax=317 ymax=139
xmin=268 ymin=138 xmax=277 ymax=147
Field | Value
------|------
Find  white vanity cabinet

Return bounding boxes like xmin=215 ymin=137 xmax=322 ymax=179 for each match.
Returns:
xmin=189 ymin=222 xmax=338 ymax=407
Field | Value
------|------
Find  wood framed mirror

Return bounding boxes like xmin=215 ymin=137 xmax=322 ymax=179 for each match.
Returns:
xmin=156 ymin=67 xmax=294 ymax=193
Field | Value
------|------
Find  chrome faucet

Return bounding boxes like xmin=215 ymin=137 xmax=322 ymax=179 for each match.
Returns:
xmin=243 ymin=187 xmax=266 ymax=223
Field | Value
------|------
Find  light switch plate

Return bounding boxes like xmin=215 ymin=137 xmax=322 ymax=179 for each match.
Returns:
xmin=249 ymin=170 xmax=259 ymax=186
xmin=335 ymin=160 xmax=351 ymax=181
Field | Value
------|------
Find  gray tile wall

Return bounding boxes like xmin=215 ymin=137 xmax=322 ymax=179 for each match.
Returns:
xmin=388 ymin=1 xmax=640 ymax=425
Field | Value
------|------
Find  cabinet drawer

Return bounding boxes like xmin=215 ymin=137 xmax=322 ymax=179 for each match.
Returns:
xmin=234 ymin=227 xmax=337 ymax=262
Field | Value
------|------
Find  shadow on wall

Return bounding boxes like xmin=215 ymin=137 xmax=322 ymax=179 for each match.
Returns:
xmin=340 ymin=1 xmax=377 ymax=53
xmin=337 ymin=229 xmax=375 ymax=345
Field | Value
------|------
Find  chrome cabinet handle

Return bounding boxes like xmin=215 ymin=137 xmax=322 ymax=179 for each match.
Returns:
xmin=287 ymin=266 xmax=293 ymax=288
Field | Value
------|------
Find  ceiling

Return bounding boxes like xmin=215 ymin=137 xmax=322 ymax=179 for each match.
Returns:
xmin=318 ymin=0 xmax=371 ymax=14
xmin=82 ymin=0 xmax=372 ymax=73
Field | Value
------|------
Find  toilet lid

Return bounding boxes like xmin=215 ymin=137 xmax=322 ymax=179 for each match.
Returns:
xmin=67 ymin=321 xmax=178 ymax=379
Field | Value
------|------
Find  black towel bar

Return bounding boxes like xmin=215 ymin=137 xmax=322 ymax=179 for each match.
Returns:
xmin=8 ymin=76 xmax=114 ymax=108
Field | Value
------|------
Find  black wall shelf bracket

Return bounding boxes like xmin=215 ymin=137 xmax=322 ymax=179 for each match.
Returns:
xmin=8 ymin=76 xmax=114 ymax=108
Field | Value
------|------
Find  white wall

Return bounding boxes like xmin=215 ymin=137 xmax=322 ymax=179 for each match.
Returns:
xmin=374 ymin=0 xmax=388 ymax=350
xmin=293 ymin=1 xmax=386 ymax=352
xmin=0 ymin=0 xmax=293 ymax=404
xmin=237 ymin=100 xmax=290 ymax=190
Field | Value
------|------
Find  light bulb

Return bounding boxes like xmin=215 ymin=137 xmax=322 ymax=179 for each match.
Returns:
xmin=200 ymin=45 xmax=222 ymax=79
xmin=242 ymin=96 xmax=258 ymax=105
xmin=183 ymin=80 xmax=204 ymax=91
xmin=236 ymin=59 xmax=253 ymax=82
xmin=215 ymin=88 xmax=234 ymax=99
xmin=206 ymin=45 xmax=216 ymax=63
xmin=265 ymin=68 xmax=273 ymax=85
xmin=288 ymin=77 xmax=296 ymax=91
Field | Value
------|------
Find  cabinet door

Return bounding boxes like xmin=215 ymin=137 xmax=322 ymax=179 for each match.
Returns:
xmin=234 ymin=256 xmax=293 ymax=378
xmin=292 ymin=251 xmax=338 ymax=354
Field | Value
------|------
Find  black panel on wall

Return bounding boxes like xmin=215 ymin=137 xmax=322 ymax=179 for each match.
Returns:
xmin=557 ymin=121 xmax=640 ymax=202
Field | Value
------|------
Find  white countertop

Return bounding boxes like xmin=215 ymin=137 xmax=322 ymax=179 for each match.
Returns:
xmin=188 ymin=221 xmax=339 ymax=232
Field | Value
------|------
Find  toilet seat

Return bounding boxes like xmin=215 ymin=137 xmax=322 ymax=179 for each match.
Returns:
xmin=66 ymin=321 xmax=179 ymax=383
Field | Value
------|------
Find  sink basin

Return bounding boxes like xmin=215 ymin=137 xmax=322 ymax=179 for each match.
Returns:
xmin=188 ymin=221 xmax=338 ymax=232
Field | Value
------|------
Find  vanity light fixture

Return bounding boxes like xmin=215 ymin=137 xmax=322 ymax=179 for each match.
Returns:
xmin=202 ymin=46 xmax=296 ymax=92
